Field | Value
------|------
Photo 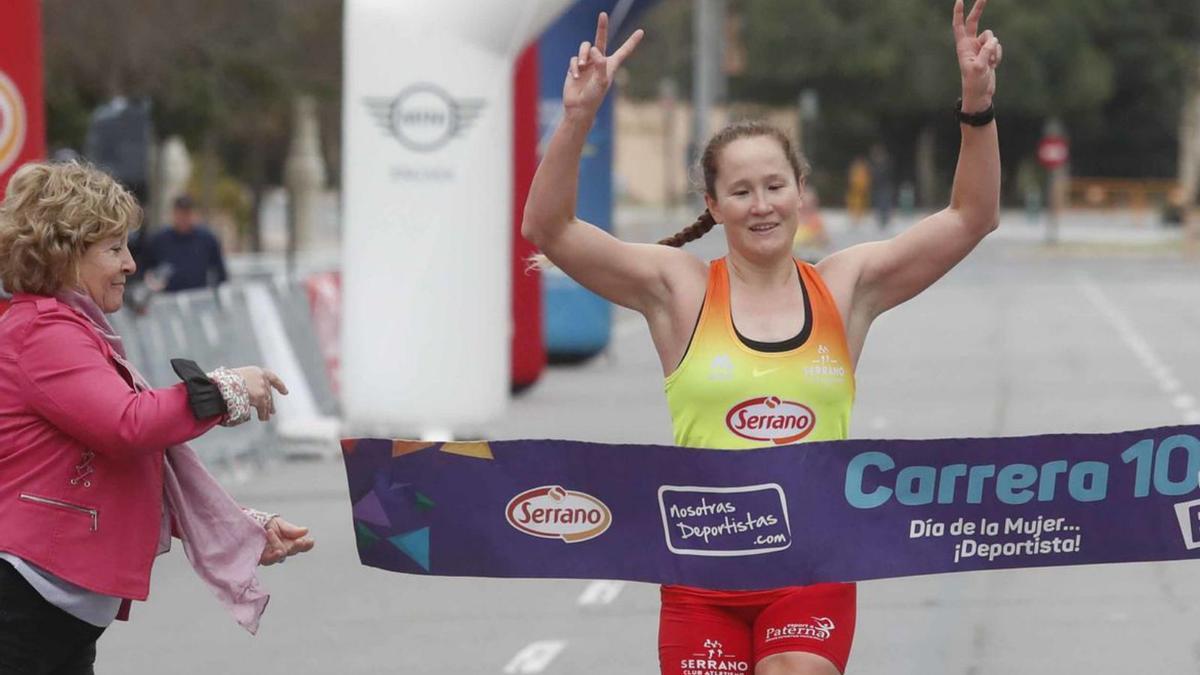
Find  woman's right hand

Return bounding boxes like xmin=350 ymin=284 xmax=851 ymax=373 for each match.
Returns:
xmin=231 ymin=366 xmax=288 ymax=421
xmin=562 ymin=12 xmax=644 ymax=117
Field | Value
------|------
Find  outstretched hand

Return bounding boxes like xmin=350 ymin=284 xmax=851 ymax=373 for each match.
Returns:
xmin=562 ymin=12 xmax=644 ymax=117
xmin=232 ymin=366 xmax=288 ymax=422
xmin=258 ymin=517 xmax=314 ymax=565
xmin=953 ymin=0 xmax=1002 ymax=112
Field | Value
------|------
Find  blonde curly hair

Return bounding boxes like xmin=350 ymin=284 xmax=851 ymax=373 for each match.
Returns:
xmin=0 ymin=161 xmax=142 ymax=296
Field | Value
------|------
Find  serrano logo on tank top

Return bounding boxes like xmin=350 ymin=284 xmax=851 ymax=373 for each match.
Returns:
xmin=506 ymin=485 xmax=612 ymax=543
xmin=725 ymin=396 xmax=816 ymax=444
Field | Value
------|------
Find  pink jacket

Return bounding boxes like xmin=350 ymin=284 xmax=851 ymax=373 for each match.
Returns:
xmin=0 ymin=294 xmax=219 ymax=600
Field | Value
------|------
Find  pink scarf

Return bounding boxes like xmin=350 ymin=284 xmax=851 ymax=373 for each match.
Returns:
xmin=58 ymin=290 xmax=270 ymax=634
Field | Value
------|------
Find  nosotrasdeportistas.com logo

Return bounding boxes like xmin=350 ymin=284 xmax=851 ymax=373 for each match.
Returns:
xmin=659 ymin=484 xmax=792 ymax=556
xmin=0 ymin=70 xmax=28 ymax=175
xmin=726 ymin=396 xmax=816 ymax=444
xmin=506 ymin=485 xmax=612 ymax=543
xmin=364 ymin=84 xmax=485 ymax=152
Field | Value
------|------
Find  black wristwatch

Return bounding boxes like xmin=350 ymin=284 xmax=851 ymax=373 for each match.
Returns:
xmin=956 ymin=98 xmax=995 ymax=127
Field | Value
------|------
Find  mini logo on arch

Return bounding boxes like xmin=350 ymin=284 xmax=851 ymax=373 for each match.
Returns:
xmin=726 ymin=396 xmax=815 ymax=444
xmin=506 ymin=486 xmax=612 ymax=543
xmin=364 ymin=83 xmax=485 ymax=152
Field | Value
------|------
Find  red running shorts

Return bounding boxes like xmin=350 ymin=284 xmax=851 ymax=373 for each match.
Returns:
xmin=658 ymin=583 xmax=856 ymax=675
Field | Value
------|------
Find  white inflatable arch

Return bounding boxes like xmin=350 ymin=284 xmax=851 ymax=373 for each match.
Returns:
xmin=341 ymin=0 xmax=572 ymax=436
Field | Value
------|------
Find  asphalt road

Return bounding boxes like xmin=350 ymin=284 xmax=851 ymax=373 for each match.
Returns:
xmin=101 ymin=212 xmax=1200 ymax=674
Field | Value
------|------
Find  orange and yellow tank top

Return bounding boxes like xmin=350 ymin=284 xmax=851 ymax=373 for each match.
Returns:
xmin=665 ymin=257 xmax=856 ymax=449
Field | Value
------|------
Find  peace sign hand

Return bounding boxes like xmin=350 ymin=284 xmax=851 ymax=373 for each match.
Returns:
xmin=563 ymin=12 xmax=644 ymax=117
xmin=953 ymin=0 xmax=1002 ymax=112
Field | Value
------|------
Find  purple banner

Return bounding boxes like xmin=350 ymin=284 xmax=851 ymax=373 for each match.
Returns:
xmin=341 ymin=426 xmax=1200 ymax=588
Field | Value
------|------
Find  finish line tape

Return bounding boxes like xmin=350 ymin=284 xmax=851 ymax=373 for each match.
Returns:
xmin=341 ymin=426 xmax=1200 ymax=588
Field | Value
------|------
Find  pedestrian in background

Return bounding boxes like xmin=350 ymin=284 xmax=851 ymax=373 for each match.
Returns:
xmin=144 ymin=194 xmax=228 ymax=293
xmin=845 ymin=156 xmax=871 ymax=226
xmin=793 ymin=187 xmax=831 ymax=262
xmin=868 ymin=143 xmax=894 ymax=229
xmin=0 ymin=161 xmax=313 ymax=674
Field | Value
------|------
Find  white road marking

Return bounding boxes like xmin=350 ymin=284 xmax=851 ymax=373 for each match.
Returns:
xmin=578 ymin=580 xmax=625 ymax=606
xmin=503 ymin=640 xmax=567 ymax=674
xmin=1077 ymin=275 xmax=1200 ymax=424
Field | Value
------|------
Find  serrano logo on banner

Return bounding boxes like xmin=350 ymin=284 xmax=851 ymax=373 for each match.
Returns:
xmin=364 ymin=83 xmax=485 ymax=152
xmin=659 ymin=484 xmax=792 ymax=556
xmin=0 ymin=70 xmax=28 ymax=176
xmin=506 ymin=485 xmax=612 ymax=543
xmin=726 ymin=396 xmax=816 ymax=444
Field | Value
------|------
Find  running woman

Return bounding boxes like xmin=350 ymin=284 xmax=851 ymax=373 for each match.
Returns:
xmin=521 ymin=2 xmax=1002 ymax=673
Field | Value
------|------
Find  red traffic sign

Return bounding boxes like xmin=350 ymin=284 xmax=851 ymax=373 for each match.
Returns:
xmin=1038 ymin=136 xmax=1069 ymax=170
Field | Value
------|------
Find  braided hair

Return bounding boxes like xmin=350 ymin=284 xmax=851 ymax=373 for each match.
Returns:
xmin=656 ymin=209 xmax=716 ymax=246
xmin=658 ymin=120 xmax=809 ymax=248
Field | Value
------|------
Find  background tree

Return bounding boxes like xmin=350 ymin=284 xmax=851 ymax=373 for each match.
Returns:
xmin=43 ymin=0 xmax=342 ymax=248
xmin=625 ymin=0 xmax=1200 ymax=204
xmin=42 ymin=0 xmax=1199 ymax=212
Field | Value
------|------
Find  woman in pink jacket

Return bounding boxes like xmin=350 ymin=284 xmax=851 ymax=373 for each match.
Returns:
xmin=0 ymin=161 xmax=314 ymax=674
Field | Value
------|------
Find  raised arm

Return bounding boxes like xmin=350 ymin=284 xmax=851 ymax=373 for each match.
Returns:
xmin=821 ymin=0 xmax=1002 ymax=324
xmin=521 ymin=13 xmax=702 ymax=314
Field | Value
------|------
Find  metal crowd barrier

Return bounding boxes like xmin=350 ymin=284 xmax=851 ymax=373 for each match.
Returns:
xmin=265 ymin=275 xmax=339 ymax=418
xmin=110 ymin=278 xmax=341 ymax=468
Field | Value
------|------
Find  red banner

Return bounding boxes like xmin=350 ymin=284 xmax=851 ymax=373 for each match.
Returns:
xmin=0 ymin=0 xmax=45 ymax=193
xmin=511 ymin=45 xmax=545 ymax=390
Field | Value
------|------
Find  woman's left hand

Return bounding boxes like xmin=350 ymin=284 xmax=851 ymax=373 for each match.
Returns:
xmin=953 ymin=0 xmax=1002 ymax=112
xmin=259 ymin=517 xmax=315 ymax=565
